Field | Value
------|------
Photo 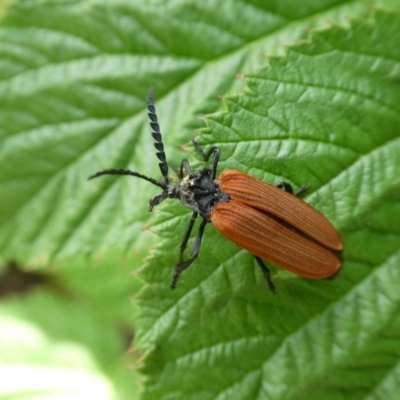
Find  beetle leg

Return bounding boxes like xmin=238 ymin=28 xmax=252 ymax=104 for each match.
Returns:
xmin=275 ymin=181 xmax=293 ymax=194
xmin=192 ymin=140 xmax=218 ymax=163
xmin=179 ymin=159 xmax=192 ymax=178
xmin=275 ymin=181 xmax=310 ymax=197
xmin=170 ymin=217 xmax=207 ymax=289
xmin=295 ymin=184 xmax=310 ymax=196
xmin=254 ymin=256 xmax=276 ymax=293
xmin=169 ymin=160 xmax=192 ymax=179
xmin=169 ymin=162 xmax=179 ymax=175
xmin=178 ymin=211 xmax=198 ymax=261
xmin=192 ymin=139 xmax=209 ymax=160
xmin=192 ymin=140 xmax=220 ymax=180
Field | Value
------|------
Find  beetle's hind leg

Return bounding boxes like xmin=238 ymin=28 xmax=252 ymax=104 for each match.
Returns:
xmin=254 ymin=256 xmax=276 ymax=293
xmin=294 ymin=185 xmax=310 ymax=196
xmin=275 ymin=181 xmax=310 ymax=197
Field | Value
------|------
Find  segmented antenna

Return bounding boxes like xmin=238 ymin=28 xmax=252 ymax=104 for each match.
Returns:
xmin=147 ymin=88 xmax=168 ymax=182
xmin=88 ymin=89 xmax=170 ymax=192
xmin=88 ymin=169 xmax=165 ymax=188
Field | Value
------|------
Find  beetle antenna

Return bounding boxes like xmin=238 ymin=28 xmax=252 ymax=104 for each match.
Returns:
xmin=88 ymin=89 xmax=170 ymax=190
xmin=88 ymin=169 xmax=166 ymax=189
xmin=147 ymin=88 xmax=169 ymax=183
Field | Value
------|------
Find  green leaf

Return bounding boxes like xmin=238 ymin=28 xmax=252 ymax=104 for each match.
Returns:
xmin=0 ymin=0 xmax=397 ymax=262
xmin=137 ymin=10 xmax=400 ymax=400
xmin=1 ymin=1 xmax=400 ymax=400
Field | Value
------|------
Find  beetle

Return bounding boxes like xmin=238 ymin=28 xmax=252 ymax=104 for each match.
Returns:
xmin=89 ymin=88 xmax=343 ymax=292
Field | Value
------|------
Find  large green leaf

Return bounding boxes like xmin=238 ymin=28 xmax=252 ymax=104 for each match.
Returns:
xmin=1 ymin=1 xmax=400 ymax=400
xmin=0 ymin=0 xmax=395 ymax=262
xmin=137 ymin=10 xmax=400 ymax=400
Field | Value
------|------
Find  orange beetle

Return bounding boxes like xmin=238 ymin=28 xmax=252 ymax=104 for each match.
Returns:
xmin=90 ymin=89 xmax=343 ymax=292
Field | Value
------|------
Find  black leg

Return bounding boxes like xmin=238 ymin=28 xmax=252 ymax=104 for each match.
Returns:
xmin=275 ymin=181 xmax=293 ymax=194
xmin=179 ymin=159 xmax=192 ymax=179
xmin=192 ymin=140 xmax=220 ymax=179
xmin=275 ymin=181 xmax=310 ymax=197
xmin=178 ymin=212 xmax=198 ymax=262
xmin=170 ymin=217 xmax=207 ymax=289
xmin=192 ymin=139 xmax=210 ymax=160
xmin=169 ymin=159 xmax=192 ymax=179
xmin=169 ymin=162 xmax=179 ymax=175
xmin=295 ymin=185 xmax=310 ymax=196
xmin=254 ymin=256 xmax=276 ymax=293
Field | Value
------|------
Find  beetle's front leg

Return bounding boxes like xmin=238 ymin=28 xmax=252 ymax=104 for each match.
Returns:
xmin=170 ymin=217 xmax=208 ymax=289
xmin=192 ymin=140 xmax=220 ymax=180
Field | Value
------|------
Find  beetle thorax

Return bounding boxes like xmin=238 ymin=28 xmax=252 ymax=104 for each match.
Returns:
xmin=179 ymin=169 xmax=229 ymax=217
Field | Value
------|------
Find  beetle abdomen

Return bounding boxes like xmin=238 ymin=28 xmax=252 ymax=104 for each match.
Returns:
xmin=211 ymin=200 xmax=342 ymax=279
xmin=218 ymin=170 xmax=343 ymax=252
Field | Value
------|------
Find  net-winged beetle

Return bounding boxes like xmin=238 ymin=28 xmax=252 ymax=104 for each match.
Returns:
xmin=89 ymin=88 xmax=343 ymax=292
